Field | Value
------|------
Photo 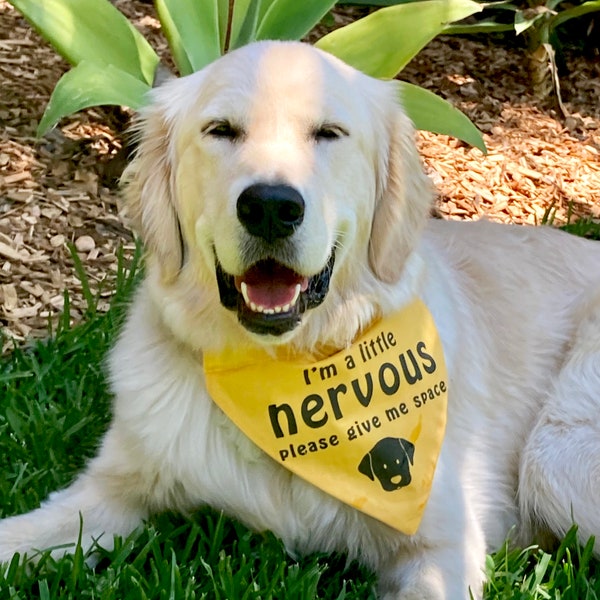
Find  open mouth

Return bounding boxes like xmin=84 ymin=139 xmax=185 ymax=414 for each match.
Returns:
xmin=216 ymin=254 xmax=335 ymax=336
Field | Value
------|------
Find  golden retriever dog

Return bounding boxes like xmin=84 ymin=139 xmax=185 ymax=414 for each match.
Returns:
xmin=1 ymin=41 xmax=600 ymax=599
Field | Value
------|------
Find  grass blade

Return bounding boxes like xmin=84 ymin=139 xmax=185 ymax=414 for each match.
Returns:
xmin=67 ymin=242 xmax=96 ymax=317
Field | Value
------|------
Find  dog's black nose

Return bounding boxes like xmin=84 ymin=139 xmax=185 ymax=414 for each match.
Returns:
xmin=236 ymin=184 xmax=305 ymax=243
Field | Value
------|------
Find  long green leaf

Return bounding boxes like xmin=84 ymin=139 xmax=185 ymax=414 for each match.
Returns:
xmin=256 ymin=0 xmax=337 ymax=41
xmin=229 ymin=0 xmax=262 ymax=49
xmin=552 ymin=0 xmax=600 ymax=29
xmin=256 ymin=0 xmax=279 ymax=21
xmin=155 ymin=0 xmax=221 ymax=75
xmin=514 ymin=9 xmax=546 ymax=36
xmin=445 ymin=20 xmax=515 ymax=34
xmin=337 ymin=0 xmax=421 ymax=4
xmin=38 ymin=62 xmax=151 ymax=136
xmin=217 ymin=0 xmax=230 ymax=50
xmin=316 ymin=0 xmax=482 ymax=78
xmin=8 ymin=0 xmax=158 ymax=85
xmin=397 ymin=81 xmax=487 ymax=153
xmin=154 ymin=0 xmax=193 ymax=75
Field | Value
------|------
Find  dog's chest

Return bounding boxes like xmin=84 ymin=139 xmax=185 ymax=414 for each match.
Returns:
xmin=151 ymin=382 xmax=304 ymax=525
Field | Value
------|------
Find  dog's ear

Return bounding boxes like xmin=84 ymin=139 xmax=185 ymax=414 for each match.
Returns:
xmin=121 ymin=102 xmax=183 ymax=282
xmin=358 ymin=452 xmax=375 ymax=480
xmin=368 ymin=92 xmax=433 ymax=283
xmin=398 ymin=438 xmax=415 ymax=465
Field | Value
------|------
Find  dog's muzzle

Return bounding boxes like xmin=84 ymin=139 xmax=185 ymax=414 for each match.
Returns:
xmin=216 ymin=183 xmax=335 ymax=336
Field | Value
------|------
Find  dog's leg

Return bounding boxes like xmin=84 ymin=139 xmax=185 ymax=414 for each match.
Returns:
xmin=0 ymin=425 xmax=149 ymax=563
xmin=376 ymin=480 xmax=487 ymax=600
xmin=377 ymin=540 xmax=486 ymax=600
xmin=520 ymin=295 xmax=600 ymax=550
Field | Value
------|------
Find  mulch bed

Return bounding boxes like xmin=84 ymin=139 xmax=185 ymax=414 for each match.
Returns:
xmin=0 ymin=0 xmax=599 ymax=352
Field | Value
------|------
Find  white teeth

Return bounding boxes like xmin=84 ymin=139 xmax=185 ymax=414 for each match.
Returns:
xmin=240 ymin=282 xmax=302 ymax=314
xmin=290 ymin=283 xmax=301 ymax=306
xmin=241 ymin=282 xmax=251 ymax=307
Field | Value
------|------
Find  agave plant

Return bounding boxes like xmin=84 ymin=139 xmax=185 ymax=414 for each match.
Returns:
xmin=446 ymin=0 xmax=600 ymax=107
xmin=516 ymin=0 xmax=600 ymax=107
xmin=8 ymin=0 xmax=486 ymax=151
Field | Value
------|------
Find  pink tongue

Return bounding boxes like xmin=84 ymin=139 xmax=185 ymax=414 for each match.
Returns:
xmin=235 ymin=261 xmax=308 ymax=309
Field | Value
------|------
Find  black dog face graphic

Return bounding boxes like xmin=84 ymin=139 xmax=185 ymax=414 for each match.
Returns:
xmin=358 ymin=437 xmax=415 ymax=492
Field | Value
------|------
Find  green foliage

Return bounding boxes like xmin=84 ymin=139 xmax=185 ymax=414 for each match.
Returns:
xmin=337 ymin=1 xmax=420 ymax=5
xmin=446 ymin=0 xmax=600 ymax=46
xmin=8 ymin=0 xmax=158 ymax=134
xmin=0 ymin=245 xmax=142 ymax=517
xmin=515 ymin=0 xmax=600 ymax=44
xmin=397 ymin=81 xmax=487 ymax=149
xmin=8 ymin=0 xmax=158 ymax=84
xmin=315 ymin=0 xmax=483 ymax=77
xmin=7 ymin=0 xmax=486 ymax=152
xmin=155 ymin=0 xmax=222 ymax=75
xmin=561 ymin=219 xmax=600 ymax=240
xmin=484 ymin=529 xmax=600 ymax=599
xmin=0 ymin=510 xmax=378 ymax=598
xmin=541 ymin=201 xmax=600 ymax=240
xmin=37 ymin=62 xmax=151 ymax=136
xmin=255 ymin=0 xmax=338 ymax=43
xmin=444 ymin=0 xmax=600 ymax=103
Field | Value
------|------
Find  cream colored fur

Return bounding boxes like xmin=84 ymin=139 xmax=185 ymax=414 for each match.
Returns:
xmin=1 ymin=41 xmax=600 ymax=600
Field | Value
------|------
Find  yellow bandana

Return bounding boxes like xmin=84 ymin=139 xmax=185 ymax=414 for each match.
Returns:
xmin=203 ymin=299 xmax=447 ymax=534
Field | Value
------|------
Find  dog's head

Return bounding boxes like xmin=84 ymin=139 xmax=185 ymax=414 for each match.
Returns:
xmin=123 ymin=41 xmax=432 ymax=348
xmin=358 ymin=437 xmax=415 ymax=492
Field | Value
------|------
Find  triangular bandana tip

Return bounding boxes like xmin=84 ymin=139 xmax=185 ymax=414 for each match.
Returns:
xmin=203 ymin=299 xmax=448 ymax=535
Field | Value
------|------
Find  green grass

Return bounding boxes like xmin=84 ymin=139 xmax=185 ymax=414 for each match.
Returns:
xmin=1 ymin=222 xmax=600 ymax=599
xmin=0 ymin=511 xmax=377 ymax=599
xmin=541 ymin=202 xmax=600 ymax=241
xmin=561 ymin=218 xmax=600 ymax=240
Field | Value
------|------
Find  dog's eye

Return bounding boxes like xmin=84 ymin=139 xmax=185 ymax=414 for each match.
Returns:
xmin=203 ymin=121 xmax=241 ymax=140
xmin=313 ymin=124 xmax=348 ymax=141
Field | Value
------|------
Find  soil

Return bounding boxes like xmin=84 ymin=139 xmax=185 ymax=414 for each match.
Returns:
xmin=0 ymin=0 xmax=599 ymax=352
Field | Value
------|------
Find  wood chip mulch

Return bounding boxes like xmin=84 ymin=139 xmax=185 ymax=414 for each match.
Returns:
xmin=0 ymin=0 xmax=599 ymax=353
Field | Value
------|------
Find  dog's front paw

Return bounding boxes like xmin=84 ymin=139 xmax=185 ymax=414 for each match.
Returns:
xmin=379 ymin=576 xmax=451 ymax=600
xmin=379 ymin=577 xmax=482 ymax=600
xmin=377 ymin=544 xmax=485 ymax=600
xmin=380 ymin=582 xmax=481 ymax=600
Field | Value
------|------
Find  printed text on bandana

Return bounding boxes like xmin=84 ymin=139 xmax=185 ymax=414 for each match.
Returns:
xmin=271 ymin=331 xmax=446 ymax=464
xmin=203 ymin=299 xmax=448 ymax=535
